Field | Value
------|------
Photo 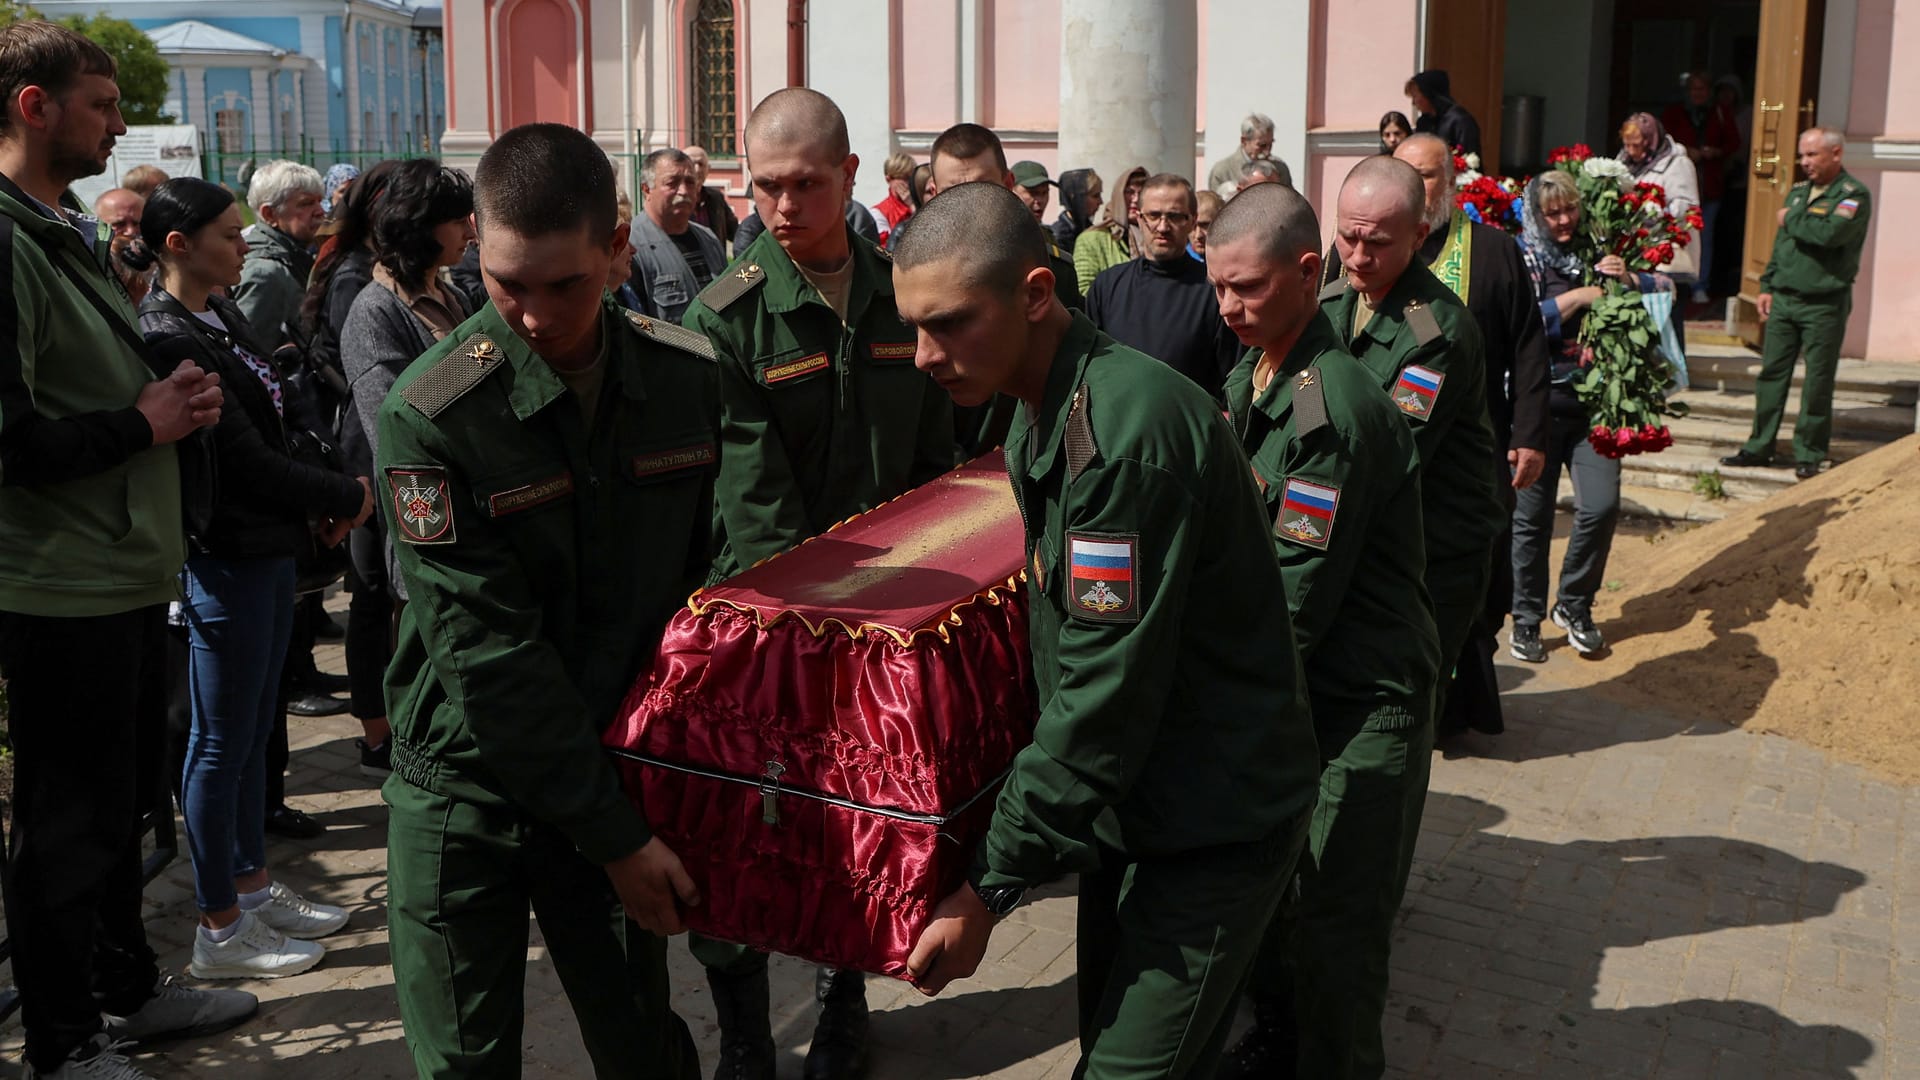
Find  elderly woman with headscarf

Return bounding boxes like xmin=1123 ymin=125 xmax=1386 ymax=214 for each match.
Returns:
xmin=320 ymin=163 xmax=360 ymax=217
xmin=1506 ymin=169 xmax=1666 ymax=665
xmin=1617 ymin=112 xmax=1702 ymax=291
xmin=1071 ymin=165 xmax=1146 ymax=295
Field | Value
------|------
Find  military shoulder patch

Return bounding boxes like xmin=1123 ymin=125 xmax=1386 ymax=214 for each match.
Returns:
xmin=400 ymin=333 xmax=507 ymax=418
xmin=1277 ymin=478 xmax=1339 ymax=550
xmin=1064 ymin=383 xmax=1098 ymax=481
xmin=697 ymin=261 xmax=767 ymax=313
xmin=1403 ymin=300 xmax=1443 ymax=346
xmin=1067 ymin=533 xmax=1138 ymax=623
xmin=1836 ymin=198 xmax=1861 ymax=220
xmin=388 ymin=466 xmax=457 ymax=544
xmin=624 ymin=310 xmax=717 ymax=361
xmin=1318 ymin=276 xmax=1351 ymax=303
xmin=1392 ymin=363 xmax=1445 ymax=421
xmin=1293 ymin=368 xmax=1330 ymax=437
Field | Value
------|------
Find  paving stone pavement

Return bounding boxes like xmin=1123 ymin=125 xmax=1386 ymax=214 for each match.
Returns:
xmin=4 ymin=625 xmax=1909 ymax=1078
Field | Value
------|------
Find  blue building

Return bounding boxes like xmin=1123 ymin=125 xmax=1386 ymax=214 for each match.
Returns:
xmin=38 ymin=0 xmax=445 ymax=178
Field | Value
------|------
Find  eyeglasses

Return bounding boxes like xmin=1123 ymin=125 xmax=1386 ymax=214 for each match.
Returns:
xmin=1141 ymin=211 xmax=1193 ymax=226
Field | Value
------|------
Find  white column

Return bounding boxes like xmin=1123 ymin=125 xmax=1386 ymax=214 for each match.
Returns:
xmin=1205 ymin=0 xmax=1309 ymax=190
xmin=1058 ymin=0 xmax=1197 ymax=188
xmin=250 ymin=68 xmax=273 ymax=152
xmin=439 ymin=0 xmax=495 ymax=159
xmin=957 ymin=0 xmax=983 ymax=123
xmin=807 ymin=0 xmax=893 ymax=208
xmin=290 ymin=64 xmax=306 ymax=152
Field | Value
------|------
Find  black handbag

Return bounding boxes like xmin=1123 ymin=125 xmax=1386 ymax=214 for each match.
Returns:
xmin=284 ymin=426 xmax=352 ymax=596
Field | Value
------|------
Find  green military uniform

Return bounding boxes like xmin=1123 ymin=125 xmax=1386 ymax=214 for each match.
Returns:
xmin=378 ymin=297 xmax=715 ymax=1079
xmin=1322 ymin=263 xmax=1503 ymax=677
xmin=1223 ymin=312 xmax=1443 ymax=1079
xmin=684 ymin=226 xmax=956 ymax=580
xmin=1743 ymin=170 xmax=1871 ymax=467
xmin=977 ymin=311 xmax=1319 ymax=1078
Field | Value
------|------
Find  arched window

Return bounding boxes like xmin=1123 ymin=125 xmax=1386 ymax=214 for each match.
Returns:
xmin=690 ymin=0 xmax=736 ymax=156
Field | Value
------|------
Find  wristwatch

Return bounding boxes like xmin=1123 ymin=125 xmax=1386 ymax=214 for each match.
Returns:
xmin=966 ymin=865 xmax=1026 ymax=919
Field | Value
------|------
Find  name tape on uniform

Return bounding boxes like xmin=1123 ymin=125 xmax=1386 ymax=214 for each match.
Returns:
xmin=763 ymin=353 xmax=830 ymax=384
xmin=488 ymin=473 xmax=574 ymax=518
xmin=633 ymin=442 xmax=718 ymax=479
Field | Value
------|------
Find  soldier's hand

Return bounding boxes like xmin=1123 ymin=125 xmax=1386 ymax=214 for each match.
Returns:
xmin=905 ymin=885 xmax=994 ymax=996
xmin=606 ymin=838 xmax=701 ymax=936
xmin=1757 ymin=292 xmax=1773 ymax=322
xmin=1509 ymin=447 xmax=1546 ymax=490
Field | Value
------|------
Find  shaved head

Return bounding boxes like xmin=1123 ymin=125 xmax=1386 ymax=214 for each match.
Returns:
xmin=1393 ymin=133 xmax=1456 ymax=231
xmin=744 ymin=87 xmax=850 ymax=161
xmin=894 ymin=181 xmax=1048 ymax=295
xmin=1340 ymin=156 xmax=1424 ymax=226
xmin=1209 ymin=183 xmax=1321 ymax=265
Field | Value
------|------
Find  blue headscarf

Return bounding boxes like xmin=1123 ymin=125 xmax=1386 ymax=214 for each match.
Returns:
xmin=321 ymin=163 xmax=360 ymax=214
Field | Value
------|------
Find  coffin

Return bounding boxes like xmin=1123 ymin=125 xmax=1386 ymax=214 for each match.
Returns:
xmin=605 ymin=453 xmax=1034 ymax=979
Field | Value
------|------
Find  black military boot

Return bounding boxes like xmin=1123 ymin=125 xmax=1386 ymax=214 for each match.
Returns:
xmin=802 ymin=966 xmax=869 ymax=1080
xmin=1216 ymin=1001 xmax=1297 ymax=1080
xmin=707 ymin=965 xmax=776 ymax=1080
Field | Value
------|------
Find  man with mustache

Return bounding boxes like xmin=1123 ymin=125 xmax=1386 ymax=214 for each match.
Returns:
xmin=628 ymin=147 xmax=725 ymax=323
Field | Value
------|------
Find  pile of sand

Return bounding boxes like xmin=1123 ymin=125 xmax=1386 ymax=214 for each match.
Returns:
xmin=1566 ymin=434 xmax=1920 ymax=780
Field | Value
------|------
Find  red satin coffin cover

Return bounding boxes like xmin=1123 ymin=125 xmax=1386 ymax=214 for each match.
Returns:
xmin=605 ymin=453 xmax=1034 ymax=979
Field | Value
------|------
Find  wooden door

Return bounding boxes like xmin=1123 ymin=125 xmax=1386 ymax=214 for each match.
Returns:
xmin=1736 ymin=0 xmax=1824 ymax=346
xmin=1423 ymin=0 xmax=1507 ymax=174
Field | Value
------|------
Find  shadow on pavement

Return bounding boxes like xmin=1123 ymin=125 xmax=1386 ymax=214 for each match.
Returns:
xmin=1385 ymin=792 xmax=1873 ymax=1076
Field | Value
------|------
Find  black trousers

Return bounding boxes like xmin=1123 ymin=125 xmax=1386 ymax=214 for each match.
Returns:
xmin=345 ymin=520 xmax=394 ymax=721
xmin=0 ymin=607 xmax=163 ymax=1070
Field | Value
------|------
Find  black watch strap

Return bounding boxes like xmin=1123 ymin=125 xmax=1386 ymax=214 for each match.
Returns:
xmin=966 ymin=864 xmax=1025 ymax=918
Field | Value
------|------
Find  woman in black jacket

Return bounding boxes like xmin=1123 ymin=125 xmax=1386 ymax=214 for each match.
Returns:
xmin=138 ymin=178 xmax=372 ymax=982
xmin=302 ymin=159 xmax=401 ymax=777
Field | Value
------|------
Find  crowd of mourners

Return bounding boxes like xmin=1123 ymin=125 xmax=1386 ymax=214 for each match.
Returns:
xmin=0 ymin=13 xmax=1869 ymax=1080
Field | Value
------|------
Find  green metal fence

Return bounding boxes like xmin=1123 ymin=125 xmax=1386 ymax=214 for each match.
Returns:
xmin=201 ymin=134 xmax=437 ymax=189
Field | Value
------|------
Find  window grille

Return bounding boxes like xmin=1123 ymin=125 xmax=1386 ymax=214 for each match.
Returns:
xmin=690 ymin=0 xmax=736 ymax=155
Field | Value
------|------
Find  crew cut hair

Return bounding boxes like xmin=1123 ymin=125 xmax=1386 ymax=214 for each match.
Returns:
xmin=744 ymin=87 xmax=851 ymax=162
xmin=930 ymin=123 xmax=1007 ymax=172
xmin=0 ymin=20 xmax=115 ymax=137
xmin=893 ymin=181 xmax=1047 ymax=296
xmin=475 ymin=123 xmax=617 ymax=239
xmin=1210 ymin=181 xmax=1321 ymax=265
xmin=1340 ymin=155 xmax=1424 ymax=224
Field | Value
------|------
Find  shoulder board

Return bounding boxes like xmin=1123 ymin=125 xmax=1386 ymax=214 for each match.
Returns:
xmin=697 ymin=260 xmax=768 ymax=313
xmin=872 ymin=243 xmax=893 ymax=262
xmin=1840 ymin=179 xmax=1862 ymax=196
xmin=400 ymin=333 xmax=508 ymax=419
xmin=624 ymin=310 xmax=716 ymax=361
xmin=1293 ymin=367 xmax=1331 ymax=437
xmin=1065 ymin=382 xmax=1099 ymax=481
xmin=1318 ymin=276 xmax=1351 ymax=304
xmin=1792 ymin=180 xmax=1810 ymax=190
xmin=1403 ymin=300 xmax=1443 ymax=346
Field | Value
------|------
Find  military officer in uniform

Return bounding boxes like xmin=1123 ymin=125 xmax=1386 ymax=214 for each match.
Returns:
xmin=1207 ymin=186 xmax=1442 ymax=1079
xmin=1723 ymin=127 xmax=1871 ymax=480
xmin=680 ymin=87 xmax=954 ymax=1079
xmin=1321 ymin=156 xmax=1503 ymax=701
xmin=378 ymin=123 xmax=711 ymax=1079
xmin=896 ymin=182 xmax=1320 ymax=1080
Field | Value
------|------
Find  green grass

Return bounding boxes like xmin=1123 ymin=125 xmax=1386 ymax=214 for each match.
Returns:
xmin=1692 ymin=469 xmax=1729 ymax=500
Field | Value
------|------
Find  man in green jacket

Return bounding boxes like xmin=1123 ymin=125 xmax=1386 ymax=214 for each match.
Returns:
xmin=680 ymin=88 xmax=953 ymax=1080
xmin=1207 ymin=185 xmax=1442 ymax=1079
xmin=897 ymin=181 xmax=1319 ymax=1080
xmin=1723 ymin=127 xmax=1871 ymax=480
xmin=0 ymin=22 xmax=254 ymax=1080
xmin=379 ymin=123 xmax=710 ymax=1080
xmin=1321 ymin=156 xmax=1503 ymax=691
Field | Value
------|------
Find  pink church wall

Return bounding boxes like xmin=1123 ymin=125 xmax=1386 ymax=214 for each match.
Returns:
xmin=1843 ymin=0 xmax=1918 ymax=359
xmin=896 ymin=0 xmax=962 ymax=131
xmin=1315 ymin=0 xmax=1416 ymax=130
xmin=500 ymin=0 xmax=585 ymax=129
xmin=984 ymin=5 xmax=1060 ymax=130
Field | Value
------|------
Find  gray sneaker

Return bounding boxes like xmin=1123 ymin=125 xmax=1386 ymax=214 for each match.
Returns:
xmin=1509 ymin=623 xmax=1547 ymax=663
xmin=1551 ymin=602 xmax=1606 ymax=654
xmin=101 ymin=974 xmax=257 ymax=1045
xmin=23 ymin=1034 xmax=151 ymax=1080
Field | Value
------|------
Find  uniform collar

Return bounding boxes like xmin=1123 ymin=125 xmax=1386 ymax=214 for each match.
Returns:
xmin=742 ymin=225 xmax=891 ymax=319
xmin=491 ymin=298 xmax=645 ymax=420
xmin=1333 ymin=261 xmax=1441 ymax=352
xmin=1250 ymin=312 xmax=1342 ymax=422
xmin=1012 ymin=311 xmax=1100 ymax=483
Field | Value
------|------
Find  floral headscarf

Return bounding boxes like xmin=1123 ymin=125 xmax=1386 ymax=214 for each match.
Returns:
xmin=1618 ymin=113 xmax=1675 ymax=177
xmin=321 ymin=163 xmax=360 ymax=214
xmin=1520 ymin=173 xmax=1587 ymax=280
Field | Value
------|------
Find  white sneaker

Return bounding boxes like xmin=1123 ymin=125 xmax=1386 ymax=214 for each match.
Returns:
xmin=250 ymin=880 xmax=349 ymax=939
xmin=23 ymin=1034 xmax=152 ymax=1079
xmin=188 ymin=910 xmax=325 ymax=980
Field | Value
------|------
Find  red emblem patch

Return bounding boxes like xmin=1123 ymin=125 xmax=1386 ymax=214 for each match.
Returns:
xmin=388 ymin=466 xmax=456 ymax=545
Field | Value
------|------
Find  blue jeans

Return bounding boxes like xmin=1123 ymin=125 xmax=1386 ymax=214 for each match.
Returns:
xmin=181 ymin=554 xmax=297 ymax=913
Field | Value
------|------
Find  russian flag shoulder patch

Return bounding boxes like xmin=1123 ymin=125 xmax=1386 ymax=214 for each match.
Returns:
xmin=1067 ymin=533 xmax=1138 ymax=623
xmin=1393 ymin=363 xmax=1445 ymax=422
xmin=1277 ymin=478 xmax=1340 ymax=550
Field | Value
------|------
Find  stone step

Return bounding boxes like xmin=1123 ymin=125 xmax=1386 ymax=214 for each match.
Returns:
xmin=1557 ymin=475 xmax=1730 ymax=523
xmin=1611 ymin=439 xmax=1795 ymax=501
xmin=1683 ymin=344 xmax=1920 ymax=407
xmin=1668 ymin=386 xmax=1915 ymax=440
xmin=1659 ymin=412 xmax=1890 ymax=460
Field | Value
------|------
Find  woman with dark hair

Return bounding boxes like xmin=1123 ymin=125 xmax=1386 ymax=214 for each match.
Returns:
xmin=137 ymin=178 xmax=372 ymax=980
xmin=300 ymin=157 xmax=399 ymax=776
xmin=1071 ymin=164 xmax=1145 ymax=294
xmin=340 ymin=160 xmax=475 ymax=601
xmin=1379 ymin=110 xmax=1414 ymax=155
